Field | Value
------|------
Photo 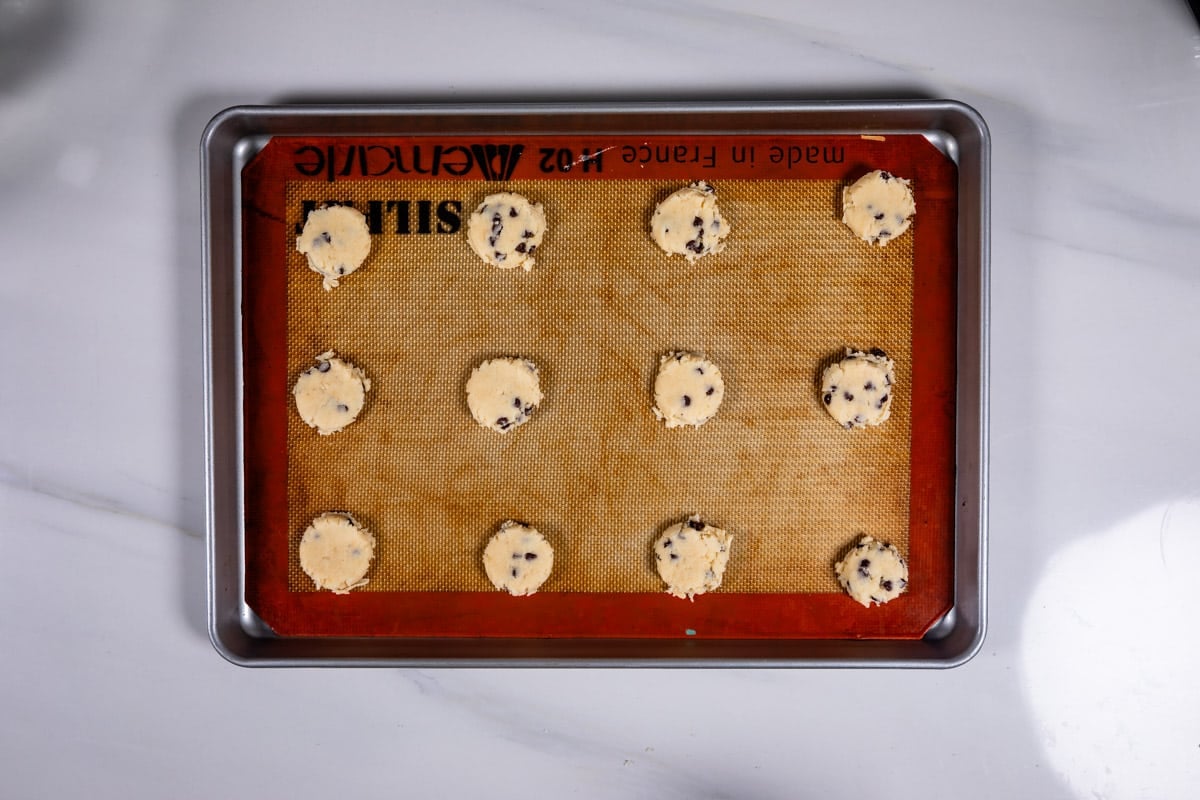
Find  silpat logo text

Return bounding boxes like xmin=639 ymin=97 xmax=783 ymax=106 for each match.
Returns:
xmin=293 ymin=144 xmax=525 ymax=182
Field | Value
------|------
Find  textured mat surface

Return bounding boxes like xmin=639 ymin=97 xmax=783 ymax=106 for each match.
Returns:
xmin=284 ymin=178 xmax=912 ymax=594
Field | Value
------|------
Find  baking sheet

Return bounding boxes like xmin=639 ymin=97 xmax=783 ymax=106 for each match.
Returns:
xmin=204 ymin=101 xmax=989 ymax=665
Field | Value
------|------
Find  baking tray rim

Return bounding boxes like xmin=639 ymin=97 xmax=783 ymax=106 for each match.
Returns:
xmin=202 ymin=99 xmax=989 ymax=667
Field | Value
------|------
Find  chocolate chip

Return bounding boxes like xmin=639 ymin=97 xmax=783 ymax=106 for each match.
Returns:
xmin=870 ymin=596 xmax=881 ymax=603
xmin=823 ymin=392 xmax=832 ymax=405
xmin=317 ymin=360 xmax=331 ymax=373
xmin=527 ymin=244 xmax=537 ymax=253
xmin=695 ymin=366 xmax=704 ymax=375
xmin=879 ymin=230 xmax=891 ymax=238
xmin=513 ymin=397 xmax=522 ymax=408
xmin=509 ymin=207 xmax=518 ymax=217
xmin=337 ymin=266 xmax=346 ymax=275
xmin=843 ymin=391 xmax=854 ymax=401
xmin=495 ymin=416 xmax=509 ymax=428
xmin=512 ymin=552 xmax=521 ymax=560
xmin=705 ymin=386 xmax=714 ymax=396
xmin=693 ymin=216 xmax=703 ymax=227
xmin=880 ymin=171 xmax=892 ymax=180
xmin=869 ymin=348 xmax=888 ymax=358
xmin=688 ymin=519 xmax=705 ymax=531
xmin=490 ymin=213 xmax=502 ymax=232
xmin=494 ymin=251 xmax=506 ymax=261
xmin=321 ymin=232 xmax=331 ymax=243
xmin=864 ymin=381 xmax=875 ymax=391
xmin=899 ymin=578 xmax=908 ymax=588
xmin=669 ymin=553 xmax=679 ymax=560
xmin=881 ymin=580 xmax=894 ymax=592
xmin=336 ymin=404 xmax=349 ymax=413
xmin=515 ymin=243 xmax=527 ymax=253
xmin=511 ymin=568 xmax=518 ymax=578
xmin=878 ymin=393 xmax=889 ymax=407
xmin=854 ymin=414 xmax=865 ymax=424
xmin=522 ymin=230 xmax=534 ymax=239
xmin=874 ymin=213 xmax=885 ymax=221
xmin=686 ymin=239 xmax=704 ymax=253
xmin=524 ymin=552 xmax=537 ymax=560
xmin=682 ymin=395 xmax=692 ymax=406
xmin=663 ymin=539 xmax=672 ymax=548
xmin=858 ymin=559 xmax=871 ymax=577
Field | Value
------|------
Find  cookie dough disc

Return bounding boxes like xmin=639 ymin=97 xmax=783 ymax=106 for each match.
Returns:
xmin=834 ymin=535 xmax=909 ymax=607
xmin=650 ymin=182 xmax=729 ymax=262
xmin=652 ymin=352 xmax=725 ymax=428
xmin=295 ymin=205 xmax=372 ymax=290
xmin=654 ymin=516 xmax=733 ymax=600
xmin=466 ymin=192 xmax=546 ymax=271
xmin=820 ymin=348 xmax=895 ymax=430
xmin=298 ymin=512 xmax=375 ymax=594
xmin=841 ymin=170 xmax=916 ymax=246
xmin=293 ymin=350 xmax=371 ymax=435
xmin=483 ymin=521 xmax=554 ymax=596
xmin=466 ymin=357 xmax=544 ymax=433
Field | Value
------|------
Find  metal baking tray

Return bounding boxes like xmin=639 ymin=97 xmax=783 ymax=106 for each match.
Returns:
xmin=203 ymin=100 xmax=989 ymax=666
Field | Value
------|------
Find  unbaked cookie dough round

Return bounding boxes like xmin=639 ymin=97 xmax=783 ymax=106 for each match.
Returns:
xmin=820 ymin=348 xmax=894 ymax=430
xmin=466 ymin=192 xmax=546 ymax=271
xmin=466 ymin=357 xmax=543 ymax=433
xmin=653 ymin=516 xmax=733 ymax=601
xmin=293 ymin=350 xmax=371 ymax=435
xmin=650 ymin=182 xmax=729 ymax=262
xmin=483 ymin=521 xmax=554 ymax=596
xmin=834 ymin=535 xmax=908 ymax=607
xmin=841 ymin=169 xmax=915 ymax=246
xmin=298 ymin=512 xmax=375 ymax=594
xmin=652 ymin=351 xmax=725 ymax=429
xmin=295 ymin=205 xmax=372 ymax=290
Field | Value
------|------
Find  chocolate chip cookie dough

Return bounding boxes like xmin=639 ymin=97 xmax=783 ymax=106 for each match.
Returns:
xmin=298 ymin=512 xmax=375 ymax=594
xmin=483 ymin=521 xmax=554 ymax=596
xmin=466 ymin=192 xmax=546 ymax=271
xmin=650 ymin=182 xmax=729 ymax=262
xmin=820 ymin=348 xmax=894 ymax=430
xmin=292 ymin=350 xmax=371 ymax=435
xmin=295 ymin=204 xmax=372 ymax=290
xmin=653 ymin=516 xmax=733 ymax=600
xmin=466 ymin=357 xmax=544 ymax=433
xmin=834 ymin=535 xmax=908 ymax=607
xmin=841 ymin=169 xmax=916 ymax=246
xmin=652 ymin=351 xmax=725 ymax=429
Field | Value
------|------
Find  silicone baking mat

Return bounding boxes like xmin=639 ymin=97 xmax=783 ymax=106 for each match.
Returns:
xmin=241 ymin=133 xmax=957 ymax=638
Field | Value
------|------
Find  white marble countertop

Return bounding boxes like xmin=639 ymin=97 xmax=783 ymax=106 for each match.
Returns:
xmin=3 ymin=0 xmax=1199 ymax=796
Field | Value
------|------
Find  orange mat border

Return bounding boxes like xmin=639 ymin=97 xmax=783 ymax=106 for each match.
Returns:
xmin=241 ymin=133 xmax=957 ymax=639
